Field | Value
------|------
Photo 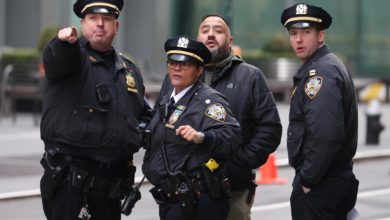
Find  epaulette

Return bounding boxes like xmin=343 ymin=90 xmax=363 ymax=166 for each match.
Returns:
xmin=118 ymin=52 xmax=136 ymax=64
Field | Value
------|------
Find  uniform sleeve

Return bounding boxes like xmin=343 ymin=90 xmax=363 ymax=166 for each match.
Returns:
xmin=300 ymin=68 xmax=345 ymax=187
xmin=234 ymin=69 xmax=282 ymax=169
xmin=201 ymin=96 xmax=242 ymax=161
xmin=43 ymin=37 xmax=82 ymax=81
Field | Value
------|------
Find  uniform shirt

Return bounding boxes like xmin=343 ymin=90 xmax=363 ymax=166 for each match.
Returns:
xmin=142 ymin=80 xmax=242 ymax=185
xmin=288 ymin=45 xmax=358 ymax=188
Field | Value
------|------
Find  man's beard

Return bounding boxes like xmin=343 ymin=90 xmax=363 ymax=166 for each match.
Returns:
xmin=211 ymin=46 xmax=231 ymax=64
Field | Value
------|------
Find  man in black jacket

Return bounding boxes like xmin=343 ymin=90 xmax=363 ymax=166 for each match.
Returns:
xmin=157 ymin=14 xmax=282 ymax=220
xmin=40 ymin=0 xmax=151 ymax=219
xmin=281 ymin=3 xmax=359 ymax=219
xmin=197 ymin=14 xmax=282 ymax=220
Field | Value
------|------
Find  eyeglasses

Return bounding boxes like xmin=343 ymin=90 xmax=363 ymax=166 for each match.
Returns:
xmin=167 ymin=60 xmax=195 ymax=70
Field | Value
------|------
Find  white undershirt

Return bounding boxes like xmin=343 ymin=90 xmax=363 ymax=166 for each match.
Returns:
xmin=170 ymin=85 xmax=193 ymax=103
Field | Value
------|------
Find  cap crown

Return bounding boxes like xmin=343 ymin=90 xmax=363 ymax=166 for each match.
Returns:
xmin=281 ymin=3 xmax=332 ymax=30
xmin=164 ymin=37 xmax=211 ymax=65
xmin=73 ymin=0 xmax=124 ymax=18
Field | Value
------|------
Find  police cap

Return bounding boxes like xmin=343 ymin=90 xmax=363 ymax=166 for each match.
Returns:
xmin=281 ymin=3 xmax=332 ymax=30
xmin=73 ymin=0 xmax=124 ymax=18
xmin=164 ymin=37 xmax=211 ymax=65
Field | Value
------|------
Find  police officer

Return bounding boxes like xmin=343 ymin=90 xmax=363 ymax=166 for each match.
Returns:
xmin=40 ymin=0 xmax=151 ymax=219
xmin=281 ymin=3 xmax=359 ymax=219
xmin=142 ymin=36 xmax=242 ymax=220
xmin=156 ymin=15 xmax=283 ymax=220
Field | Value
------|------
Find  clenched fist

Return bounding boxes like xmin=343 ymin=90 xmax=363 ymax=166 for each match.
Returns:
xmin=176 ymin=125 xmax=204 ymax=144
xmin=58 ymin=26 xmax=78 ymax=44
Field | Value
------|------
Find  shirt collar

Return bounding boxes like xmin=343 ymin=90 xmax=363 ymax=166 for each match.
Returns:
xmin=170 ymin=85 xmax=194 ymax=103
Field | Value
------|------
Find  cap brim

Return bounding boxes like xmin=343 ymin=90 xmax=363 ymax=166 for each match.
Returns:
xmin=287 ymin=22 xmax=314 ymax=29
xmin=83 ymin=7 xmax=119 ymax=18
xmin=168 ymin=54 xmax=200 ymax=64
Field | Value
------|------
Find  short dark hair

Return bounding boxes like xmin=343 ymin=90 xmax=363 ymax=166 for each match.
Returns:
xmin=200 ymin=14 xmax=230 ymax=28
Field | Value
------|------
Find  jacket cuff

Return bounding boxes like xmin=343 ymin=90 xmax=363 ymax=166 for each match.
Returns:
xmin=201 ymin=131 xmax=215 ymax=147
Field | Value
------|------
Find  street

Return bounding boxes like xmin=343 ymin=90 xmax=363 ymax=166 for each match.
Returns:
xmin=0 ymin=158 xmax=389 ymax=219
xmin=1 ymin=103 xmax=390 ymax=219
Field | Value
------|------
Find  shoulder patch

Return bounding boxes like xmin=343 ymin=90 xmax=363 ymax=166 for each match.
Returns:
xmin=305 ymin=76 xmax=323 ymax=99
xmin=205 ymin=103 xmax=226 ymax=122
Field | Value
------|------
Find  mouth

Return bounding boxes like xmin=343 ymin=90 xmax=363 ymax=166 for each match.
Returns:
xmin=171 ymin=73 xmax=182 ymax=80
xmin=295 ymin=46 xmax=305 ymax=53
xmin=93 ymin=30 xmax=106 ymax=36
xmin=205 ymin=40 xmax=218 ymax=48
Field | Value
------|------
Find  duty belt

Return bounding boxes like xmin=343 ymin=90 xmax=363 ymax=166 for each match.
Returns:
xmin=53 ymin=154 xmax=127 ymax=178
xmin=150 ymin=167 xmax=229 ymax=205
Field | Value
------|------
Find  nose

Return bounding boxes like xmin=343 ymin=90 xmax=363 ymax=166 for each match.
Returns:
xmin=97 ymin=17 xmax=104 ymax=26
xmin=294 ymin=32 xmax=303 ymax=43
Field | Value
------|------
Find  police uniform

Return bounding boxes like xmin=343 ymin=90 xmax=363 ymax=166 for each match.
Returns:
xmin=142 ymin=37 xmax=242 ymax=220
xmin=281 ymin=3 xmax=359 ymax=220
xmin=40 ymin=1 xmax=151 ymax=219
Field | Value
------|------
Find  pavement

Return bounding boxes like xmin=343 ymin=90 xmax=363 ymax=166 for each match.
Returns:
xmin=0 ymin=102 xmax=390 ymax=200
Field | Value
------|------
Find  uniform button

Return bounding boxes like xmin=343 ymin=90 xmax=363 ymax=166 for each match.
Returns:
xmin=73 ymin=110 xmax=77 ymax=114
xmin=77 ymin=175 xmax=82 ymax=179
xmin=89 ymin=109 xmax=93 ymax=113
xmin=289 ymin=132 xmax=292 ymax=135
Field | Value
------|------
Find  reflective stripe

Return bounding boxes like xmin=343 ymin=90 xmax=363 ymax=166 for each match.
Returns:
xmin=81 ymin=2 xmax=119 ymax=14
xmin=284 ymin=16 xmax=322 ymax=26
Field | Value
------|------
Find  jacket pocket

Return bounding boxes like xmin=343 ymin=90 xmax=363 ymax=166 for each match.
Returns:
xmin=68 ymin=105 xmax=112 ymax=146
xmin=287 ymin=121 xmax=305 ymax=166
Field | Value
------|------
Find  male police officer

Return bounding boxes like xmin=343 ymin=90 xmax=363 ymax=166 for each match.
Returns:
xmin=40 ymin=0 xmax=151 ymax=219
xmin=142 ymin=36 xmax=242 ymax=220
xmin=281 ymin=3 xmax=359 ymax=219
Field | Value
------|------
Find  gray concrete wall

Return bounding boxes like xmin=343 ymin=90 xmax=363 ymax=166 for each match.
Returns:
xmin=0 ymin=0 xmax=5 ymax=49
xmin=5 ymin=0 xmax=40 ymax=48
xmin=120 ymin=0 xmax=171 ymax=77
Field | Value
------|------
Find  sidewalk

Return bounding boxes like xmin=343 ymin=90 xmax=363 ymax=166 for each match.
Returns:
xmin=0 ymin=103 xmax=389 ymax=199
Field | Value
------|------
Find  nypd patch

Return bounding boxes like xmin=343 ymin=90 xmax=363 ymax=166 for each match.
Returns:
xmin=205 ymin=103 xmax=226 ymax=122
xmin=305 ymin=76 xmax=323 ymax=99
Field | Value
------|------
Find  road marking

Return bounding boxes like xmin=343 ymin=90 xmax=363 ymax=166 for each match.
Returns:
xmin=251 ymin=201 xmax=290 ymax=212
xmin=251 ymin=187 xmax=390 ymax=212
xmin=0 ymin=132 xmax=40 ymax=141
xmin=357 ymin=187 xmax=390 ymax=198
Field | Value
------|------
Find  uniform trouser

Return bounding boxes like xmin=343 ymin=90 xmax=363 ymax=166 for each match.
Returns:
xmin=226 ymin=188 xmax=255 ymax=220
xmin=41 ymin=170 xmax=121 ymax=220
xmin=290 ymin=171 xmax=359 ymax=220
xmin=158 ymin=192 xmax=230 ymax=220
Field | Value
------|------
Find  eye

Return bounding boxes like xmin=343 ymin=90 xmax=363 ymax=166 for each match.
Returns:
xmin=215 ymin=27 xmax=224 ymax=34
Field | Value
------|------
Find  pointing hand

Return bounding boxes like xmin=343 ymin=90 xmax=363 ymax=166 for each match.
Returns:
xmin=58 ymin=26 xmax=78 ymax=44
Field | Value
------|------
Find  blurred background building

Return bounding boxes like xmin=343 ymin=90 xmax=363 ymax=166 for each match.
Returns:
xmin=1 ymin=0 xmax=390 ymax=113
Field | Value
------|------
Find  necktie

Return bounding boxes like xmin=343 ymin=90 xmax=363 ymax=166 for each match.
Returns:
xmin=168 ymin=97 xmax=176 ymax=117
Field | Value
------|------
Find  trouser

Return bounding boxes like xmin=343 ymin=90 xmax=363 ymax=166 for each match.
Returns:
xmin=159 ymin=191 xmax=230 ymax=220
xmin=40 ymin=153 xmax=132 ymax=220
xmin=41 ymin=176 xmax=121 ymax=220
xmin=226 ymin=183 xmax=256 ymax=220
xmin=290 ymin=171 xmax=359 ymax=220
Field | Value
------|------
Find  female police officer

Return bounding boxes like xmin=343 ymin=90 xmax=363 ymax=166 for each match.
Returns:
xmin=142 ymin=37 xmax=242 ymax=220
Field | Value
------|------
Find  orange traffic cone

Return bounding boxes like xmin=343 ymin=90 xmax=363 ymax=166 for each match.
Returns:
xmin=256 ymin=153 xmax=288 ymax=184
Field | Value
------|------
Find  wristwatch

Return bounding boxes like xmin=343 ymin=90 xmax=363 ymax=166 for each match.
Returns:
xmin=198 ymin=132 xmax=205 ymax=143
